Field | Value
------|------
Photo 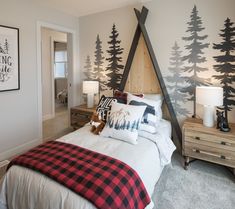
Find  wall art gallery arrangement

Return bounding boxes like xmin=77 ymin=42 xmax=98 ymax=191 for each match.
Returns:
xmin=0 ymin=25 xmax=19 ymax=92
xmin=81 ymin=3 xmax=235 ymax=123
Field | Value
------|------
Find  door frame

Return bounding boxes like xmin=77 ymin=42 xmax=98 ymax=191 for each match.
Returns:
xmin=37 ymin=21 xmax=76 ymax=140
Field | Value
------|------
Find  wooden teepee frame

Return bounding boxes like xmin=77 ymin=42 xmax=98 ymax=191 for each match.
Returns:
xmin=119 ymin=6 xmax=182 ymax=145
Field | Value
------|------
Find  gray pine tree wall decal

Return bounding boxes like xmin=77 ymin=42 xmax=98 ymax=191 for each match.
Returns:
xmin=83 ymin=55 xmax=95 ymax=80
xmin=213 ymin=18 xmax=235 ymax=122
xmin=106 ymin=24 xmax=124 ymax=92
xmin=180 ymin=5 xmax=210 ymax=117
xmin=94 ymin=35 xmax=107 ymax=91
xmin=165 ymin=42 xmax=190 ymax=117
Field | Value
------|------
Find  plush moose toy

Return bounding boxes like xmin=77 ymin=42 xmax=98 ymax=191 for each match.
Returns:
xmin=90 ymin=112 xmax=105 ymax=135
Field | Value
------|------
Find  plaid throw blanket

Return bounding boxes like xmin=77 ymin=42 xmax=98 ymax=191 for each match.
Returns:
xmin=8 ymin=141 xmax=150 ymax=209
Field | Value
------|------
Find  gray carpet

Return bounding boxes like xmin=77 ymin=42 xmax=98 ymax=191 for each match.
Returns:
xmin=152 ymin=152 xmax=235 ymax=209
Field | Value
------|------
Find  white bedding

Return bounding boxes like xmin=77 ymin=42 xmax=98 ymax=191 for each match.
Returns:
xmin=0 ymin=119 xmax=175 ymax=209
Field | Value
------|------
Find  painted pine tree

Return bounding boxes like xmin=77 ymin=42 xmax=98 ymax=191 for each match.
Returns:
xmin=106 ymin=24 xmax=124 ymax=92
xmin=83 ymin=55 xmax=95 ymax=80
xmin=93 ymin=35 xmax=107 ymax=91
xmin=181 ymin=5 xmax=210 ymax=117
xmin=213 ymin=18 xmax=235 ymax=121
xmin=165 ymin=42 xmax=190 ymax=117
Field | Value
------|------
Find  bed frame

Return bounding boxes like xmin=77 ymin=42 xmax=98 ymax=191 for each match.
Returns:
xmin=119 ymin=6 xmax=182 ymax=149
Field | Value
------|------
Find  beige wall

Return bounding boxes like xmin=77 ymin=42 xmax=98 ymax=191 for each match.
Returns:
xmin=41 ymin=28 xmax=67 ymax=120
xmin=79 ymin=0 xmax=235 ymax=123
xmin=0 ymin=0 xmax=79 ymax=160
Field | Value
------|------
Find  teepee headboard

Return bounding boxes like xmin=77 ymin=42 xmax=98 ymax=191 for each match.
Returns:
xmin=124 ymin=35 xmax=161 ymax=94
xmin=119 ymin=6 xmax=182 ymax=148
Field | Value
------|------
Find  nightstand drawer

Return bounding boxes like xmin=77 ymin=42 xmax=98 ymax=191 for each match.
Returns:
xmin=183 ymin=119 xmax=235 ymax=173
xmin=71 ymin=110 xmax=93 ymax=117
xmin=71 ymin=112 xmax=91 ymax=128
xmin=185 ymin=129 xmax=235 ymax=152
xmin=70 ymin=105 xmax=95 ymax=129
xmin=184 ymin=142 xmax=235 ymax=168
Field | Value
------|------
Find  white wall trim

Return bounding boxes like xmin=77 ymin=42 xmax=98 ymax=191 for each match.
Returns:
xmin=50 ymin=37 xmax=56 ymax=119
xmin=50 ymin=38 xmax=68 ymax=120
xmin=37 ymin=21 xmax=76 ymax=140
xmin=0 ymin=138 xmax=42 ymax=161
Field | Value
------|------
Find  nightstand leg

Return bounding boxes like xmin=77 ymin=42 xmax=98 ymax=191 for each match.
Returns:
xmin=184 ymin=156 xmax=190 ymax=170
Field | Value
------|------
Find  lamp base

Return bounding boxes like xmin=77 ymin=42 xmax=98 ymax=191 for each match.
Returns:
xmin=203 ymin=105 xmax=214 ymax=127
xmin=87 ymin=93 xmax=94 ymax=108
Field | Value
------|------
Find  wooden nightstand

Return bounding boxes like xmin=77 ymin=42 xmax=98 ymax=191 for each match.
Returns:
xmin=182 ymin=118 xmax=235 ymax=175
xmin=70 ymin=105 xmax=95 ymax=130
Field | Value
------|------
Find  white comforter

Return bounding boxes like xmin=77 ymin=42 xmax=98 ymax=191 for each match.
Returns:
xmin=0 ymin=120 xmax=175 ymax=209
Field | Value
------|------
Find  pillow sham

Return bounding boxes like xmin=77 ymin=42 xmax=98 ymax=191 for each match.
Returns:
xmin=114 ymin=90 xmax=143 ymax=104
xmin=127 ymin=93 xmax=162 ymax=133
xmin=144 ymin=94 xmax=162 ymax=102
xmin=96 ymin=95 xmax=118 ymax=122
xmin=100 ymin=102 xmax=146 ymax=145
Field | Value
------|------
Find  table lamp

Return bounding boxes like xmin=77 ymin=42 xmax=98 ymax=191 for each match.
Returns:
xmin=83 ymin=81 xmax=99 ymax=108
xmin=196 ymin=86 xmax=223 ymax=127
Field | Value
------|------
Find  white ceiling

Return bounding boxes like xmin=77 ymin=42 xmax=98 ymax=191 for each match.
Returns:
xmin=32 ymin=0 xmax=151 ymax=17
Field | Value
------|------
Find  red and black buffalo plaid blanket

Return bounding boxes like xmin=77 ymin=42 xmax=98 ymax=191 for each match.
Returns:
xmin=8 ymin=141 xmax=150 ymax=209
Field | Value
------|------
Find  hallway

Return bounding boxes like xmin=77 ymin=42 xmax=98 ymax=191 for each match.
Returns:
xmin=43 ymin=105 xmax=73 ymax=142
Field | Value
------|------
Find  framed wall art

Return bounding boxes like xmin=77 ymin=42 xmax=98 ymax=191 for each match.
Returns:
xmin=0 ymin=25 xmax=19 ymax=92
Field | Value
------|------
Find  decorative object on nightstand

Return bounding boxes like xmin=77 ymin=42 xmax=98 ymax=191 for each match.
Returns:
xmin=196 ymin=86 xmax=223 ymax=127
xmin=216 ymin=110 xmax=231 ymax=132
xmin=182 ymin=118 xmax=235 ymax=176
xmin=83 ymin=81 xmax=99 ymax=108
xmin=70 ymin=105 xmax=95 ymax=130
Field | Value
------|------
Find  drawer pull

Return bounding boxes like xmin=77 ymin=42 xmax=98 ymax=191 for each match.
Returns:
xmin=221 ymin=155 xmax=226 ymax=160
xmin=192 ymin=149 xmax=231 ymax=160
xmin=195 ymin=136 xmax=200 ymax=140
xmin=220 ymin=141 xmax=231 ymax=146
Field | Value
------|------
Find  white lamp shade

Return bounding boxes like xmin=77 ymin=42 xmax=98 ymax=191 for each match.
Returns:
xmin=196 ymin=86 xmax=223 ymax=106
xmin=196 ymin=86 xmax=223 ymax=127
xmin=83 ymin=81 xmax=99 ymax=94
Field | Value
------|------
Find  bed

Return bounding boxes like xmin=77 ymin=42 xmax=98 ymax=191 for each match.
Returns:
xmin=0 ymin=7 xmax=179 ymax=207
xmin=0 ymin=118 xmax=175 ymax=209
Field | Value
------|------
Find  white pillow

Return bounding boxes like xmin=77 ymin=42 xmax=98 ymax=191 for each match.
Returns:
xmin=101 ymin=102 xmax=146 ymax=145
xmin=144 ymin=94 xmax=162 ymax=102
xmin=127 ymin=93 xmax=162 ymax=133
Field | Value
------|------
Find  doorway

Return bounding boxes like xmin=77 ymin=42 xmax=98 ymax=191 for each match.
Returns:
xmin=40 ymin=27 xmax=73 ymax=141
xmin=54 ymin=41 xmax=68 ymax=114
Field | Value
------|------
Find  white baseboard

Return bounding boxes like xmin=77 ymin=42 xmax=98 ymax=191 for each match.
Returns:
xmin=43 ymin=114 xmax=54 ymax=121
xmin=0 ymin=138 xmax=42 ymax=161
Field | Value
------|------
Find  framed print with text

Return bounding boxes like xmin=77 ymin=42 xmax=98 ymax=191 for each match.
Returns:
xmin=0 ymin=25 xmax=19 ymax=92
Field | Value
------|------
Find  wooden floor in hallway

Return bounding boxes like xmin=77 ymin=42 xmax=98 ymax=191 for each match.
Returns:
xmin=43 ymin=105 xmax=73 ymax=142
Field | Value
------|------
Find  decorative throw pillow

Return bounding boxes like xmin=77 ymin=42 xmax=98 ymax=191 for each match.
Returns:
xmin=114 ymin=90 xmax=143 ymax=104
xmin=96 ymin=95 xmax=118 ymax=122
xmin=127 ymin=93 xmax=162 ymax=133
xmin=100 ymin=102 xmax=146 ymax=145
xmin=144 ymin=94 xmax=162 ymax=102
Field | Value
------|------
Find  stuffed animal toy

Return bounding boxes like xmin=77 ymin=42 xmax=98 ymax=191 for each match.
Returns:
xmin=90 ymin=112 xmax=105 ymax=135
